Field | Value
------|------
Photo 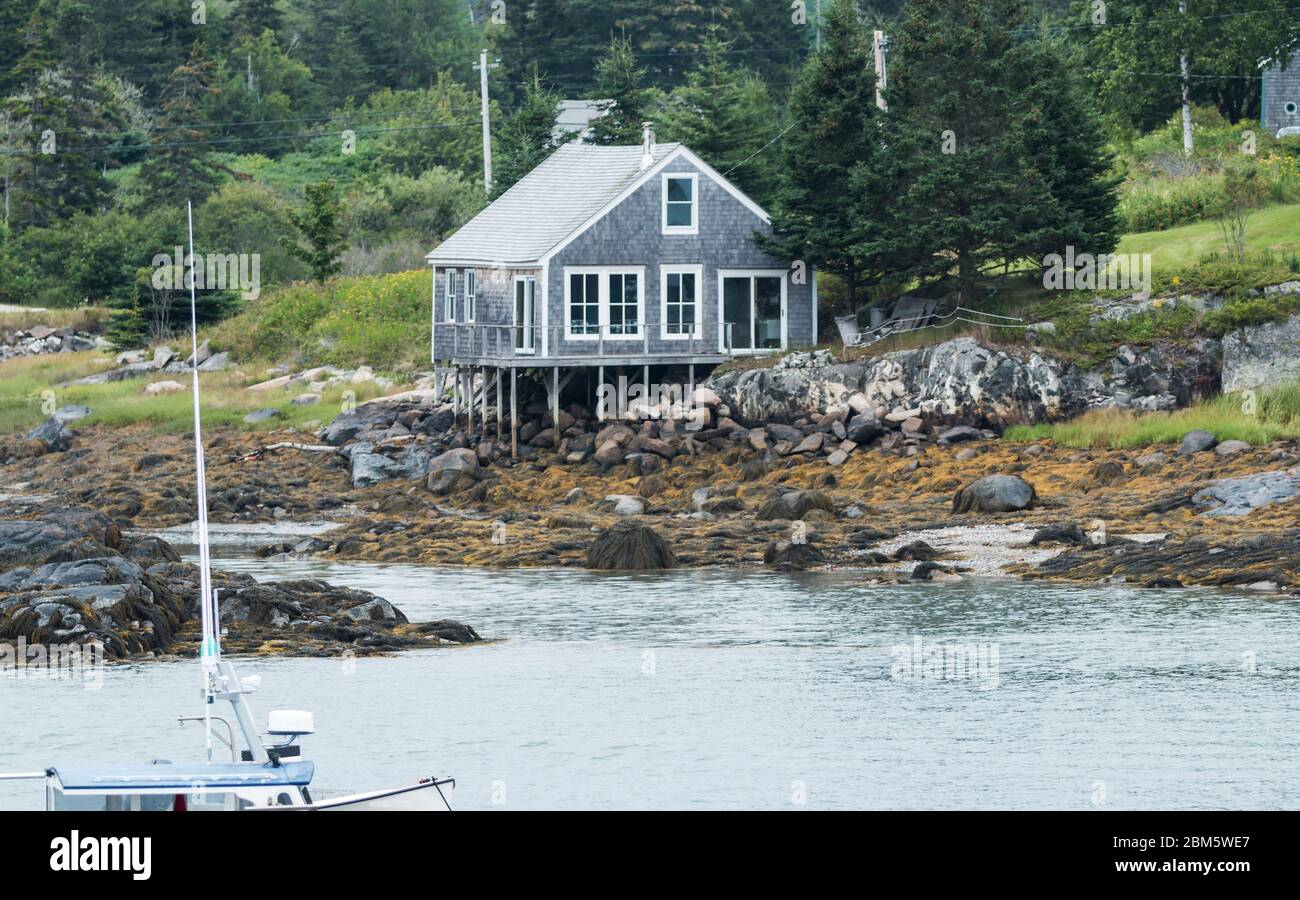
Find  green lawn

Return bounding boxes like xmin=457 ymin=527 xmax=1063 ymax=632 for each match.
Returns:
xmin=1117 ymin=202 xmax=1300 ymax=279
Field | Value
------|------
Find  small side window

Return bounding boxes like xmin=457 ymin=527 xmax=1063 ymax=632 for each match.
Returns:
xmin=444 ymin=270 xmax=456 ymax=322
xmin=465 ymin=270 xmax=477 ymax=322
xmin=1286 ymin=101 xmax=1298 ymax=115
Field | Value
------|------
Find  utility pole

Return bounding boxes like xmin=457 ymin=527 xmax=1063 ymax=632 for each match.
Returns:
xmin=815 ymin=0 xmax=822 ymax=51
xmin=873 ymin=30 xmax=889 ymax=111
xmin=473 ymin=49 xmax=499 ymax=195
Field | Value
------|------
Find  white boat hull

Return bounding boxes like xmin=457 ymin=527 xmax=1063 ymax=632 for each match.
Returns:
xmin=311 ymin=778 xmax=453 ymax=811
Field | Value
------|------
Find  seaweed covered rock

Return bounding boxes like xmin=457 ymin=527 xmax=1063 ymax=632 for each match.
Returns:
xmin=586 ymin=522 xmax=678 ymax=570
xmin=755 ymin=489 xmax=836 ymax=521
xmin=0 ymin=508 xmax=481 ymax=659
xmin=763 ymin=540 xmax=825 ymax=571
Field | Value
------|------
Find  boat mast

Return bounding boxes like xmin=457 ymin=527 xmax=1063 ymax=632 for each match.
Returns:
xmin=186 ymin=202 xmax=219 ymax=761
xmin=185 ymin=203 xmax=269 ymax=767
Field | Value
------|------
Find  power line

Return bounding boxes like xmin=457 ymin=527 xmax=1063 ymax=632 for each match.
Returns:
xmin=0 ymin=121 xmax=483 ymax=156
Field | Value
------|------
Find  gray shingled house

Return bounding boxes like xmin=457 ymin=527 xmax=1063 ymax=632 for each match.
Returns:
xmin=425 ymin=125 xmax=814 ymax=445
xmin=1262 ymin=51 xmax=1300 ymax=136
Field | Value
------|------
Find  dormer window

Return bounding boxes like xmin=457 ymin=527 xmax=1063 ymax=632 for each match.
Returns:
xmin=662 ymin=173 xmax=698 ymax=235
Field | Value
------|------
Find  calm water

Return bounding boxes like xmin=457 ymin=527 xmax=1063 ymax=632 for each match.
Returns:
xmin=2 ymin=539 xmax=1299 ymax=810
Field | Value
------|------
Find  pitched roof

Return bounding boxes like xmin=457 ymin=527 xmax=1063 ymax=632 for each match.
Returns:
xmin=426 ymin=141 xmax=682 ymax=266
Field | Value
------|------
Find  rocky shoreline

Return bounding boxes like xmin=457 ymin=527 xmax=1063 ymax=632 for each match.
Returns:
xmin=3 ymin=328 xmax=1299 ymax=660
xmin=2 ymin=409 xmax=1295 ymax=600
xmin=0 ymin=507 xmax=481 ymax=661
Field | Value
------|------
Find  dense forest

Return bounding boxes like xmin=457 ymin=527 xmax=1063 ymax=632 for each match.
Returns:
xmin=0 ymin=0 xmax=1297 ymax=343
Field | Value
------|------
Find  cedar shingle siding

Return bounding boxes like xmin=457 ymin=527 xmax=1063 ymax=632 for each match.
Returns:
xmin=1263 ymin=52 xmax=1300 ymax=135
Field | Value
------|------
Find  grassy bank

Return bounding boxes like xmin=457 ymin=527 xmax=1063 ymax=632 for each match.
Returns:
xmin=0 ymin=351 xmax=386 ymax=436
xmin=1005 ymin=382 xmax=1300 ymax=449
xmin=207 ymin=269 xmax=430 ymax=372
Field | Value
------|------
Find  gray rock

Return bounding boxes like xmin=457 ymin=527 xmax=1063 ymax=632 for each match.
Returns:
xmin=350 ymin=445 xmax=404 ymax=488
xmin=198 ymin=351 xmax=230 ymax=372
xmin=938 ymin=425 xmax=983 ymax=444
xmin=24 ymin=417 xmax=70 ymax=451
xmin=1222 ymin=314 xmax=1300 ymax=394
xmin=1191 ymin=467 xmax=1300 ymax=517
xmin=152 ymin=346 xmax=175 ymax=368
xmin=602 ymin=494 xmax=645 ymax=516
xmin=1214 ymin=439 xmax=1252 ymax=457
xmin=52 ymin=405 xmax=92 ymax=425
xmin=952 ymin=475 xmax=1037 ymax=513
xmin=845 ymin=412 xmax=884 ymax=444
xmin=1178 ymin=430 xmax=1217 ymax=455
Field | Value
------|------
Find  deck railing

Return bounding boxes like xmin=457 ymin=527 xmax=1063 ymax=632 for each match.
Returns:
xmin=438 ymin=322 xmax=753 ymax=359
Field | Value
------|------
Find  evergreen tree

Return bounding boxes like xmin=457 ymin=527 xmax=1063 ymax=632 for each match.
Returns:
xmin=1013 ymin=32 xmax=1121 ymax=266
xmin=491 ymin=68 xmax=561 ymax=198
xmin=657 ymin=32 xmax=782 ymax=205
xmin=140 ymin=43 xmax=222 ymax=207
xmin=881 ymin=0 xmax=1064 ymax=305
xmin=279 ymin=180 xmax=347 ymax=284
xmin=586 ymin=33 xmax=655 ymax=145
xmin=759 ymin=0 xmax=889 ymax=310
xmin=236 ymin=0 xmax=285 ymax=39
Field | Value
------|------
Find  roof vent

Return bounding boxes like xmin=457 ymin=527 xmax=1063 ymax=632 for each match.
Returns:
xmin=640 ymin=121 xmax=655 ymax=170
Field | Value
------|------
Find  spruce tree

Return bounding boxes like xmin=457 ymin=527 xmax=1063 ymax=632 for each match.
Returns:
xmin=140 ymin=42 xmax=221 ymax=207
xmin=657 ymin=32 xmax=782 ymax=204
xmin=882 ymin=0 xmax=1059 ymax=305
xmin=491 ymin=68 xmax=561 ymax=199
xmin=586 ymin=33 xmax=655 ymax=146
xmin=279 ymin=181 xmax=347 ymax=284
xmin=759 ymin=0 xmax=888 ymax=310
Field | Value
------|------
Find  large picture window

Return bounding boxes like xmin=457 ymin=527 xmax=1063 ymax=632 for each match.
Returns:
xmin=563 ymin=267 xmax=644 ymax=340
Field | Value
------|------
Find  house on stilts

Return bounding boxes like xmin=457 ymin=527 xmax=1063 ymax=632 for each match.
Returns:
xmin=426 ymin=123 xmax=816 ymax=457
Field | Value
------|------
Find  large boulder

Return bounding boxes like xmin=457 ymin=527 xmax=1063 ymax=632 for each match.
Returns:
xmin=1178 ymin=430 xmax=1217 ymax=455
xmin=350 ymin=444 xmax=405 ymax=488
xmin=952 ymin=475 xmax=1037 ymax=513
xmin=586 ymin=522 xmax=677 ymax=570
xmin=24 ymin=416 xmax=71 ymax=452
xmin=763 ymin=540 xmax=826 ymax=571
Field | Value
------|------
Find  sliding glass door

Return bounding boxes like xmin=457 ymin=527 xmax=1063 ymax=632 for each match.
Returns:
xmin=720 ymin=272 xmax=785 ymax=353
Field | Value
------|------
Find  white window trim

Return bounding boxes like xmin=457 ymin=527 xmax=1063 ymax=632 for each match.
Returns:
xmin=661 ymin=172 xmax=699 ymax=236
xmin=716 ymin=268 xmax=788 ymax=355
xmin=443 ymin=269 xmax=456 ymax=323
xmin=562 ymin=265 xmax=646 ymax=341
xmin=659 ymin=264 xmax=704 ymax=341
xmin=513 ymin=275 xmax=536 ymax=355
xmin=464 ymin=269 xmax=476 ymax=323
